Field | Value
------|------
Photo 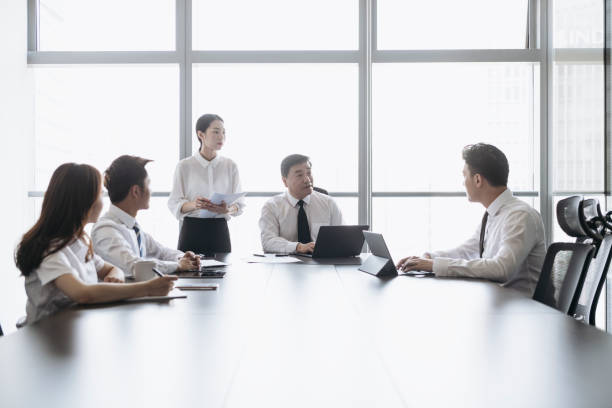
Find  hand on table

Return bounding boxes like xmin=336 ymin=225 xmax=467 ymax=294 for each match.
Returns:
xmin=296 ymin=242 xmax=315 ymax=254
xmin=145 ymin=275 xmax=178 ymax=296
xmin=178 ymin=251 xmax=201 ymax=271
xmin=396 ymin=256 xmax=433 ymax=273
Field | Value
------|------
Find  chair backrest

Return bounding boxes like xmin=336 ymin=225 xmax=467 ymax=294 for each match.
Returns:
xmin=313 ymin=186 xmax=329 ymax=195
xmin=578 ymin=199 xmax=604 ymax=242
xmin=574 ymin=234 xmax=612 ymax=325
xmin=0 ymin=322 xmax=3 ymax=336
xmin=557 ymin=196 xmax=587 ymax=238
xmin=533 ymin=242 xmax=595 ymax=316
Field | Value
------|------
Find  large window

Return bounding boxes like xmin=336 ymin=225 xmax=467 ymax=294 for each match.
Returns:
xmin=38 ymin=0 xmax=176 ymax=51
xmin=26 ymin=1 xmax=603 ymax=291
xmin=28 ymin=1 xmax=543 ymax=255
xmin=377 ymin=0 xmax=529 ymax=50
xmin=192 ymin=0 xmax=358 ymax=50
xmin=550 ymin=0 xmax=605 ymax=329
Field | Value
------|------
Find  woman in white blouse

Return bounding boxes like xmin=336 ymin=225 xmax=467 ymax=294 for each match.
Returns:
xmin=168 ymin=114 xmax=245 ymax=252
xmin=15 ymin=163 xmax=177 ymax=324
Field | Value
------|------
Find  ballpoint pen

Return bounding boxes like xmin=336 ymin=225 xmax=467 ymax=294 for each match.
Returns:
xmin=152 ymin=267 xmax=165 ymax=277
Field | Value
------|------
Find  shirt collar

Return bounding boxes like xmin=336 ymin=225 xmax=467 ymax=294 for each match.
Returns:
xmin=486 ymin=188 xmax=513 ymax=216
xmin=285 ymin=191 xmax=312 ymax=207
xmin=108 ymin=204 xmax=137 ymax=229
xmin=193 ymin=152 xmax=220 ymax=169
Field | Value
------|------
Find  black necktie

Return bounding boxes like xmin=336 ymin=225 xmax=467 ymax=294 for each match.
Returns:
xmin=479 ymin=211 xmax=488 ymax=258
xmin=297 ymin=200 xmax=311 ymax=244
xmin=133 ymin=223 xmax=144 ymax=257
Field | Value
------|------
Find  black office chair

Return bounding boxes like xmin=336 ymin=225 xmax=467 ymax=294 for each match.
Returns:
xmin=313 ymin=186 xmax=328 ymax=195
xmin=0 ymin=322 xmax=3 ymax=336
xmin=556 ymin=196 xmax=612 ymax=325
xmin=573 ymin=234 xmax=612 ymax=324
xmin=178 ymin=217 xmax=231 ymax=255
xmin=557 ymin=196 xmax=588 ymax=240
xmin=533 ymin=242 xmax=595 ymax=316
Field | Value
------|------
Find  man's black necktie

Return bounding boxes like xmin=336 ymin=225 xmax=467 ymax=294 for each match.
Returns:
xmin=479 ymin=211 xmax=488 ymax=258
xmin=297 ymin=200 xmax=311 ymax=244
xmin=133 ymin=223 xmax=144 ymax=257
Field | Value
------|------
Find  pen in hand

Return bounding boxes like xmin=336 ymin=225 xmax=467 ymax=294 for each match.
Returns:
xmin=152 ymin=267 xmax=165 ymax=277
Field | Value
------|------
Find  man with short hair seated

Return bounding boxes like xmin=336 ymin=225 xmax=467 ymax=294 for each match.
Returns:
xmin=397 ymin=143 xmax=546 ymax=296
xmin=259 ymin=154 xmax=343 ymax=254
xmin=92 ymin=155 xmax=200 ymax=277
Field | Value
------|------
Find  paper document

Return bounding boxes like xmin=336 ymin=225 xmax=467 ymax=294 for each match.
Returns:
xmin=124 ymin=289 xmax=187 ymax=302
xmin=244 ymin=255 xmax=303 ymax=264
xmin=199 ymin=192 xmax=247 ymax=218
xmin=176 ymin=282 xmax=219 ymax=291
xmin=201 ymin=259 xmax=229 ymax=268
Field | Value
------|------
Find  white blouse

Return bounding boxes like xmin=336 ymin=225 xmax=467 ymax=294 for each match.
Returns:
xmin=25 ymin=238 xmax=104 ymax=324
xmin=168 ymin=153 xmax=245 ymax=221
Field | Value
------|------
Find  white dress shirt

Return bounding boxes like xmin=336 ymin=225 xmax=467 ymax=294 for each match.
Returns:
xmin=92 ymin=204 xmax=184 ymax=276
xmin=427 ymin=189 xmax=546 ymax=296
xmin=168 ymin=153 xmax=245 ymax=221
xmin=259 ymin=190 xmax=344 ymax=254
xmin=25 ymin=238 xmax=104 ymax=324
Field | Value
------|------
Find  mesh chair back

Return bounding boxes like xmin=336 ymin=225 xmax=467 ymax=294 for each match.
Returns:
xmin=533 ymin=242 xmax=595 ymax=315
xmin=574 ymin=234 xmax=612 ymax=325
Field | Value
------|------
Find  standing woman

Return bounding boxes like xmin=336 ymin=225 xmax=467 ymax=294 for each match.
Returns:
xmin=15 ymin=163 xmax=177 ymax=325
xmin=168 ymin=114 xmax=245 ymax=253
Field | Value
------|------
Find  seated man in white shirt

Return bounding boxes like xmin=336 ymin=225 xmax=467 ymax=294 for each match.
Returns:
xmin=259 ymin=154 xmax=343 ymax=254
xmin=92 ymin=155 xmax=200 ymax=277
xmin=397 ymin=143 xmax=546 ymax=296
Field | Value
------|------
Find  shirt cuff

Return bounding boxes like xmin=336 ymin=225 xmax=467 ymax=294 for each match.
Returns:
xmin=287 ymin=242 xmax=299 ymax=254
xmin=432 ymin=257 xmax=451 ymax=277
xmin=156 ymin=260 xmax=180 ymax=274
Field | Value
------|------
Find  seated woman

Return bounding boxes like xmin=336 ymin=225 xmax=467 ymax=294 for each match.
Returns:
xmin=15 ymin=163 xmax=177 ymax=324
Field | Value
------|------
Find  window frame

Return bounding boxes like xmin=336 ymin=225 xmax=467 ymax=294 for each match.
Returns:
xmin=26 ymin=0 xmax=550 ymax=235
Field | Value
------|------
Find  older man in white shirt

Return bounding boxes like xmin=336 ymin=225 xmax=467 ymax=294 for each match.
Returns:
xmin=259 ymin=154 xmax=343 ymax=254
xmin=397 ymin=143 xmax=546 ymax=296
xmin=92 ymin=155 xmax=200 ymax=277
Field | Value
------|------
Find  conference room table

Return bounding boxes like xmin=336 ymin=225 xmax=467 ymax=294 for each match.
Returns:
xmin=2 ymin=254 xmax=612 ymax=408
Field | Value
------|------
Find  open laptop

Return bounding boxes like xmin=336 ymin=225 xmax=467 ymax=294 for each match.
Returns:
xmin=295 ymin=225 xmax=369 ymax=265
xmin=361 ymin=231 xmax=434 ymax=277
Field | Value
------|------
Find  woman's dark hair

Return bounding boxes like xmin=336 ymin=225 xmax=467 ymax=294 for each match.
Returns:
xmin=104 ymin=155 xmax=152 ymax=204
xmin=195 ymin=114 xmax=224 ymax=150
xmin=462 ymin=143 xmax=509 ymax=187
xmin=15 ymin=163 xmax=101 ymax=276
xmin=281 ymin=154 xmax=311 ymax=178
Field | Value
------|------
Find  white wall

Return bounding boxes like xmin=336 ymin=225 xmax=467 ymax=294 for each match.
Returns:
xmin=0 ymin=0 xmax=35 ymax=334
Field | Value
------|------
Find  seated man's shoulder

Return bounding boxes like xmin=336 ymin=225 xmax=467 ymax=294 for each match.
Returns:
xmin=312 ymin=190 xmax=337 ymax=204
xmin=91 ymin=215 xmax=112 ymax=231
xmin=507 ymin=198 xmax=544 ymax=223
xmin=262 ymin=193 xmax=286 ymax=210
xmin=91 ymin=215 xmax=122 ymax=237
